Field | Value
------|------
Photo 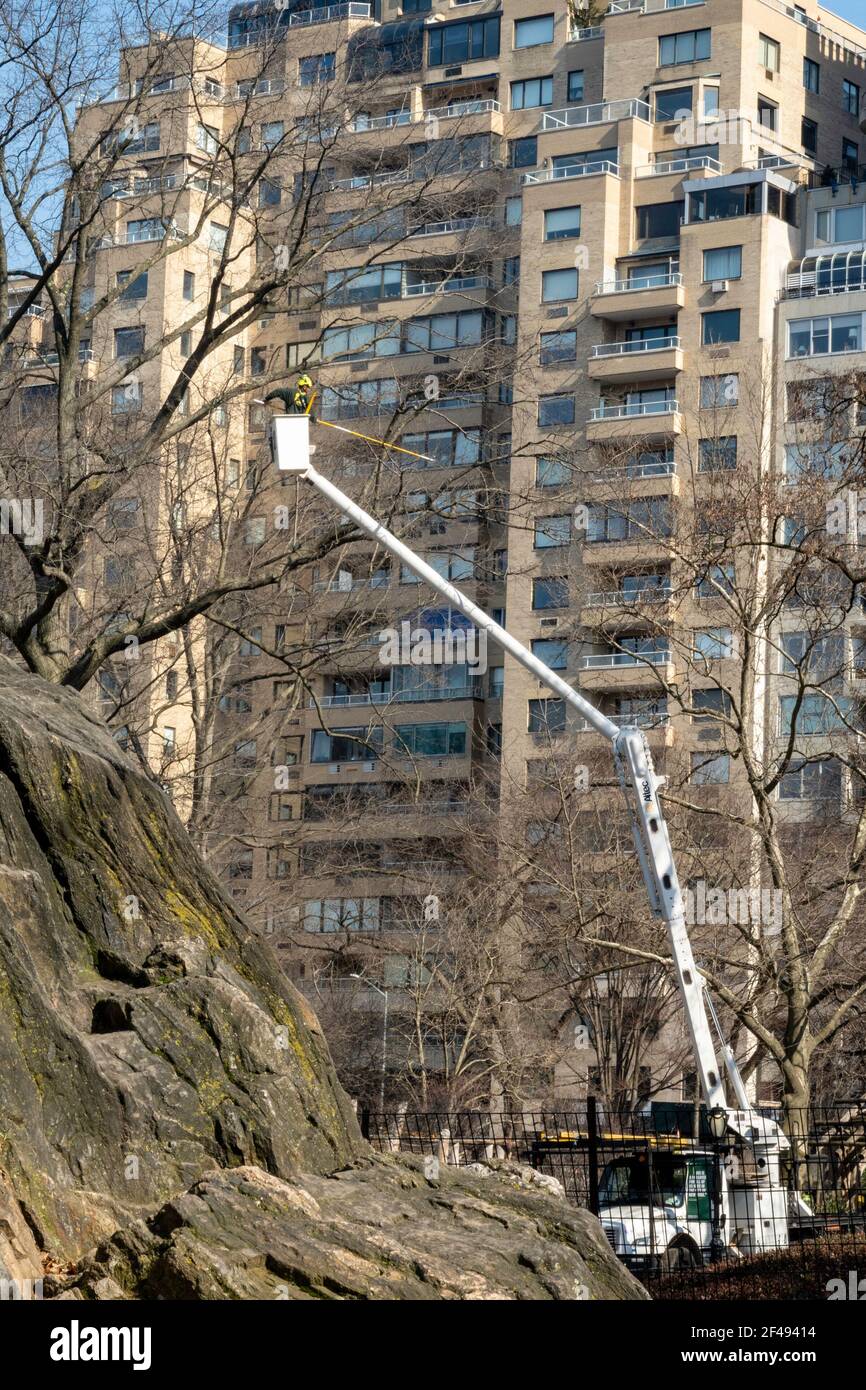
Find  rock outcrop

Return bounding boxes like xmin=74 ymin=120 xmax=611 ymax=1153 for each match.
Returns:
xmin=0 ymin=663 xmax=647 ymax=1300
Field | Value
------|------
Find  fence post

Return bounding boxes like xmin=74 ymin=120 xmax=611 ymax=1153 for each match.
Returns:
xmin=360 ymin=1107 xmax=370 ymax=1140
xmin=587 ymin=1095 xmax=600 ymax=1216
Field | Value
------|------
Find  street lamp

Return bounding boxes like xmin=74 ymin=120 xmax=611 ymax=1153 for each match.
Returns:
xmin=707 ymin=1105 xmax=728 ymax=1262
xmin=351 ymin=974 xmax=389 ymax=1113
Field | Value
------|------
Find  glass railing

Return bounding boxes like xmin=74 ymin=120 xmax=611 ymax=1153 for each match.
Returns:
xmin=594 ymin=273 xmax=682 ymax=294
xmin=542 ymin=98 xmax=650 ymax=129
xmin=590 ymin=336 xmax=681 ymax=358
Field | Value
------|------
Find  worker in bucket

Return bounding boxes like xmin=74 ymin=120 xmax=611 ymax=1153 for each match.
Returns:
xmin=265 ymin=374 xmax=314 ymax=415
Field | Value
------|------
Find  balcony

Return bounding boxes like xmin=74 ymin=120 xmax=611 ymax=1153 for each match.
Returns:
xmin=579 ymin=649 xmax=673 ymax=688
xmin=408 ymin=217 xmax=492 ymax=239
xmin=583 ymin=586 xmax=672 ymax=610
xmin=636 ymin=156 xmax=722 ymax=178
xmin=542 ymin=98 xmax=649 ymax=130
xmin=567 ymin=26 xmax=605 ymax=43
xmin=522 ymin=160 xmax=619 ymax=185
xmin=311 ymin=687 xmax=481 ymax=708
xmin=403 ymin=274 xmax=492 ymax=299
xmin=591 ymin=273 xmax=684 ymax=321
xmin=588 ymin=336 xmax=683 ymax=383
xmin=587 ymin=400 xmax=681 ymax=441
xmin=425 ymin=99 xmax=502 ymax=123
xmin=23 ymin=347 xmax=95 ymax=368
xmin=576 ymin=710 xmax=672 ymax=735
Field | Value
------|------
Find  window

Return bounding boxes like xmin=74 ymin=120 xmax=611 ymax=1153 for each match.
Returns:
xmin=511 ymin=77 xmax=553 ymax=110
xmin=531 ymin=638 xmax=567 ymax=670
xmin=228 ymin=848 xmax=253 ymax=880
xmin=816 ymin=205 xmax=865 ymax=244
xmin=533 ymin=576 xmax=568 ymax=609
xmin=843 ymin=138 xmax=859 ymax=173
xmin=208 ymin=223 xmax=228 ymax=253
xmin=703 ymin=86 xmax=719 ymax=116
xmin=803 ymin=57 xmax=820 ymax=93
xmin=636 ymin=201 xmax=684 ymax=239
xmin=196 ymin=123 xmax=218 ymax=155
xmin=779 ymin=759 xmax=841 ymax=802
xmin=303 ymin=898 xmax=382 ymax=933
xmin=323 ymin=321 xmax=400 ymax=362
xmin=754 ymin=98 xmax=777 ymax=133
xmin=542 ymin=267 xmax=578 ymax=302
xmin=538 ymin=394 xmax=575 ymax=426
xmin=536 ymin=455 xmax=570 ymax=486
xmin=114 ymin=326 xmax=143 ymax=358
xmin=126 ymin=218 xmax=166 ymax=243
xmin=505 ymin=196 xmax=522 ymax=226
xmin=259 ymin=178 xmax=281 ymax=208
xmin=261 ymin=120 xmax=284 ymax=149
xmin=515 ymin=14 xmax=554 ymax=48
xmin=399 ymin=428 xmax=480 ymax=467
xmin=693 ymin=628 xmax=734 ymax=662
xmin=587 ymin=497 xmax=671 ymax=543
xmin=659 ymin=29 xmax=711 ymax=65
xmin=699 ymin=437 xmax=737 ymax=472
xmin=688 ymin=184 xmax=761 ymax=222
xmin=325 ymin=264 xmax=403 ymax=305
xmin=311 ymin=727 xmax=383 ymax=763
xmin=544 ymin=205 xmax=581 ymax=241
xmin=700 ymin=373 xmax=739 ymax=407
xmin=102 ymin=121 xmax=159 ymax=155
xmin=428 ymin=15 xmax=500 ymax=65
xmin=534 ymin=515 xmax=570 ymax=548
xmin=788 ymin=313 xmax=861 ymax=358
xmin=568 ymin=70 xmax=584 ymax=103
xmin=843 ymin=79 xmax=861 ymax=117
xmin=785 ymin=441 xmax=851 ymax=482
xmin=801 ymin=117 xmax=818 ymax=155
xmin=655 ymin=87 xmax=693 ymax=122
xmin=702 ymin=309 xmax=741 ymax=345
xmin=111 ymin=383 xmax=141 ymax=414
xmin=402 ymin=310 xmax=484 ymax=353
xmin=300 ymin=52 xmax=335 ymax=85
xmin=182 ymin=270 xmax=195 ymax=301
xmin=758 ymin=34 xmax=780 ymax=71
xmin=690 ymin=752 xmax=729 ymax=784
xmin=692 ymin=688 xmax=731 ymax=723
xmin=540 ymin=330 xmax=577 ymax=365
xmin=695 ymin=564 xmax=734 ymax=598
xmin=237 ymin=126 xmax=251 ymax=154
xmin=703 ymin=246 xmax=742 ymax=281
xmin=528 ymin=698 xmax=566 ymax=734
xmin=394 ymin=722 xmax=467 ymax=756
xmin=508 ymin=136 xmax=537 ymax=168
xmin=786 ymin=378 xmax=833 ymax=420
xmin=108 ymin=497 xmax=141 ymax=530
xmin=117 ymin=271 xmax=147 ymax=300
xmin=779 ymin=693 xmax=849 ymax=736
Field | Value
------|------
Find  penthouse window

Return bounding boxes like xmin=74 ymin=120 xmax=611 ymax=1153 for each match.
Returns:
xmin=658 ymin=29 xmax=711 ymax=66
xmin=636 ymin=201 xmax=684 ymax=239
xmin=324 ymin=264 xmax=403 ymax=305
xmin=428 ymin=15 xmax=500 ymax=66
xmin=299 ymin=52 xmax=335 ymax=86
xmin=815 ymin=204 xmax=866 ymax=244
xmin=348 ymin=21 xmax=425 ymax=80
xmin=655 ymin=87 xmax=693 ymax=122
xmin=515 ymin=15 xmax=554 ymax=48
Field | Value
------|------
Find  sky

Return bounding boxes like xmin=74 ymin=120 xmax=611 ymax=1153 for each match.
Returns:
xmin=823 ymin=1 xmax=866 ymax=28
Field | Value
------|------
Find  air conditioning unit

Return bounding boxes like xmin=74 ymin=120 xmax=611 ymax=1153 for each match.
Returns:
xmin=540 ymin=617 xmax=560 ymax=629
xmin=711 ymin=280 xmax=729 ymax=293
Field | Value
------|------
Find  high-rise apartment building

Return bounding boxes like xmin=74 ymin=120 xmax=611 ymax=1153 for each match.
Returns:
xmin=38 ymin=0 xmax=866 ymax=1109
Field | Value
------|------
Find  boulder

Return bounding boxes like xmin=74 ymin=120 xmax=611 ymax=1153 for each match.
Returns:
xmin=0 ymin=663 xmax=647 ymax=1300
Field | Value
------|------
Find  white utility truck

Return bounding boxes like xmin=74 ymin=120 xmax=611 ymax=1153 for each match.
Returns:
xmin=268 ymin=410 xmax=800 ymax=1269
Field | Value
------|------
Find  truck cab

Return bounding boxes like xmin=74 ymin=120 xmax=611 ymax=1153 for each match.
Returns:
xmin=598 ymin=1146 xmax=722 ymax=1270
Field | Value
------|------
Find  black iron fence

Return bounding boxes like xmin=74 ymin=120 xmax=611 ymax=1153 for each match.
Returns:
xmin=362 ymin=1102 xmax=866 ymax=1299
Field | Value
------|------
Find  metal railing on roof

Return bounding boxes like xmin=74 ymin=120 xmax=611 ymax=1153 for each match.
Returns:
xmin=523 ymin=161 xmax=619 ymax=184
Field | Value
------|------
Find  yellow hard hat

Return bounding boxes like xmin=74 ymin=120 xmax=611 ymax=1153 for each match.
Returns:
xmin=297 ymin=373 xmax=313 ymax=387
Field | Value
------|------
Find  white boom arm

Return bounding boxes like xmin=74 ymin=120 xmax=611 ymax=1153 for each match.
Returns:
xmin=270 ymin=415 xmax=734 ymax=1118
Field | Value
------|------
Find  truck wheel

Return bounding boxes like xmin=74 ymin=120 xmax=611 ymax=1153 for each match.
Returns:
xmin=662 ymin=1241 xmax=700 ymax=1270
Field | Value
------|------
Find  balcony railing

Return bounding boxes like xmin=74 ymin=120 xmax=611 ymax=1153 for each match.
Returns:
xmin=425 ymin=99 xmax=501 ymax=122
xmin=568 ymin=26 xmax=604 ymax=42
xmin=584 ymin=586 xmax=672 ymax=606
xmin=408 ymin=217 xmax=491 ymax=237
xmin=577 ymin=711 xmax=670 ymax=731
xmin=328 ymin=167 xmax=414 ymax=192
xmin=590 ymin=336 xmax=681 ymax=359
xmin=233 ymin=78 xmax=286 ymax=99
xmin=8 ymin=304 xmax=45 ymax=319
xmin=637 ymin=156 xmax=722 ymax=177
xmin=580 ymin=650 xmax=670 ymax=669
xmin=542 ymin=98 xmax=650 ymax=130
xmin=523 ymin=160 xmax=619 ymax=185
xmin=783 ymin=271 xmax=866 ymax=300
xmin=24 ymin=348 xmax=95 ymax=366
xmin=594 ymin=273 xmax=683 ymax=295
xmin=312 ymin=686 xmax=481 ymax=708
xmin=403 ymin=274 xmax=492 ymax=298
xmin=588 ymin=459 xmax=676 ymax=481
xmin=590 ymin=400 xmax=679 ymax=421
xmin=353 ymin=111 xmax=412 ymax=132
